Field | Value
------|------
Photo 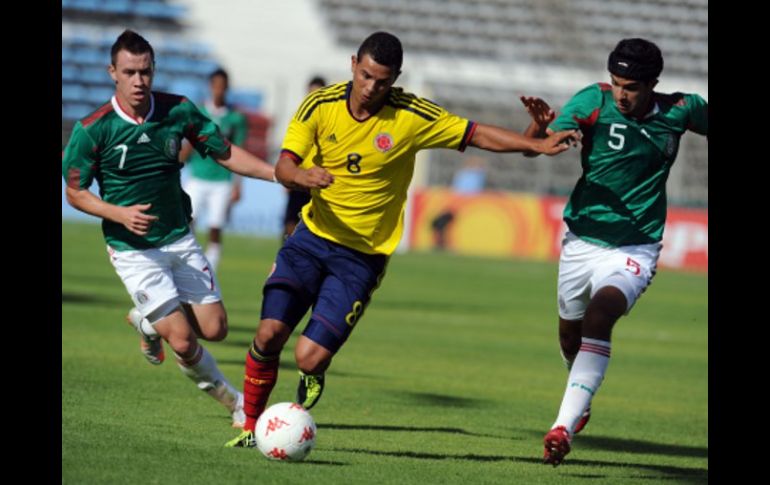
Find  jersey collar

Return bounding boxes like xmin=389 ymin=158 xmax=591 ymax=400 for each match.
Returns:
xmin=111 ymin=93 xmax=155 ymax=125
xmin=204 ymin=100 xmax=229 ymax=118
xmin=643 ymin=102 xmax=660 ymax=119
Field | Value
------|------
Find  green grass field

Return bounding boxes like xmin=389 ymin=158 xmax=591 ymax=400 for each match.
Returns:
xmin=62 ymin=221 xmax=707 ymax=484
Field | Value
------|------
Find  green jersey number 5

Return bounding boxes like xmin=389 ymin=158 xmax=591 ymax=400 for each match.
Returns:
xmin=608 ymin=123 xmax=626 ymax=150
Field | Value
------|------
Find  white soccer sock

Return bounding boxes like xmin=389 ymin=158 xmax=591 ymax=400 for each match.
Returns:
xmin=205 ymin=243 xmax=221 ymax=272
xmin=552 ymin=337 xmax=611 ymax=434
xmin=139 ymin=317 xmax=159 ymax=338
xmin=175 ymin=344 xmax=239 ymax=411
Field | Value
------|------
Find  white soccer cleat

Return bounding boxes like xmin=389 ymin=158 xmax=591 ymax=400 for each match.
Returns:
xmin=231 ymin=392 xmax=246 ymax=428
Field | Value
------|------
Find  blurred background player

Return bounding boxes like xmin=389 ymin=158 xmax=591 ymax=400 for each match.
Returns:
xmin=520 ymin=38 xmax=708 ymax=466
xmin=281 ymin=75 xmax=327 ymax=240
xmin=180 ymin=68 xmax=248 ymax=271
xmin=430 ymin=155 xmax=487 ymax=250
xmin=61 ymin=30 xmax=276 ymax=428
xmin=225 ymin=31 xmax=578 ymax=448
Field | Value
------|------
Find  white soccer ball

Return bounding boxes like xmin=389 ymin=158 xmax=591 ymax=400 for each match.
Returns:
xmin=255 ymin=402 xmax=317 ymax=461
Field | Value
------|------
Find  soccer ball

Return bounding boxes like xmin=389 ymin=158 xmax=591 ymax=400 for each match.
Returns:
xmin=255 ymin=402 xmax=317 ymax=461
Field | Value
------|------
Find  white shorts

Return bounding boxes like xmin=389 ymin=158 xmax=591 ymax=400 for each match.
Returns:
xmin=107 ymin=232 xmax=222 ymax=319
xmin=184 ymin=177 xmax=232 ymax=229
xmin=557 ymin=232 xmax=661 ymax=321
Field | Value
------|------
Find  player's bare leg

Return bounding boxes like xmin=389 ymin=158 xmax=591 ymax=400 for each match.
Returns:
xmin=182 ymin=302 xmax=228 ymax=342
xmin=152 ymin=306 xmax=244 ymax=427
xmin=295 ymin=336 xmax=332 ymax=410
xmin=205 ymin=227 xmax=222 ymax=271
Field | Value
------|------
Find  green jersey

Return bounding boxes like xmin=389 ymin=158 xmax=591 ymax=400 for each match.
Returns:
xmin=62 ymin=92 xmax=230 ymax=251
xmin=187 ymin=102 xmax=247 ymax=181
xmin=549 ymin=83 xmax=708 ymax=247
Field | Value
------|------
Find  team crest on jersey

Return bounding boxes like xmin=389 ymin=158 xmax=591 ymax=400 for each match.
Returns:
xmin=164 ymin=137 xmax=179 ymax=159
xmin=134 ymin=290 xmax=150 ymax=305
xmin=374 ymin=132 xmax=394 ymax=153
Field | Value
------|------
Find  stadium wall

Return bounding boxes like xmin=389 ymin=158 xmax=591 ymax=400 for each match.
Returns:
xmin=410 ymin=189 xmax=708 ymax=272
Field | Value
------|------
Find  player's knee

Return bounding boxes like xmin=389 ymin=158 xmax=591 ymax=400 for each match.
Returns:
xmin=256 ymin=319 xmax=290 ymax=353
xmin=589 ymin=286 xmax=627 ymax=320
xmin=166 ymin=335 xmax=198 ymax=357
xmin=295 ymin=349 xmax=331 ymax=375
xmin=201 ymin=314 xmax=228 ymax=341
xmin=559 ymin=330 xmax=581 ymax=356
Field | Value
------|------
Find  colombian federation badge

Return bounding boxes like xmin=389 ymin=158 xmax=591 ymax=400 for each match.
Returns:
xmin=374 ymin=132 xmax=394 ymax=153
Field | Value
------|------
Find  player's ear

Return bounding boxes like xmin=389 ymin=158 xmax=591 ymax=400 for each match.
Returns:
xmin=392 ymin=70 xmax=402 ymax=83
xmin=107 ymin=64 xmax=117 ymax=84
xmin=351 ymin=55 xmax=358 ymax=73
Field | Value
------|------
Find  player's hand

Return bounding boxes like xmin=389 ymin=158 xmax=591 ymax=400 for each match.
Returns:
xmin=121 ymin=203 xmax=159 ymax=236
xmin=520 ymin=96 xmax=555 ymax=128
xmin=536 ymin=130 xmax=581 ymax=155
xmin=294 ymin=166 xmax=334 ymax=189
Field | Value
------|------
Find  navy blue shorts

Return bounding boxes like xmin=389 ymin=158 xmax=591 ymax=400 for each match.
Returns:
xmin=261 ymin=222 xmax=388 ymax=353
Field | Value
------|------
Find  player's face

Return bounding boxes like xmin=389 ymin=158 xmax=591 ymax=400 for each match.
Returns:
xmin=109 ymin=50 xmax=154 ymax=110
xmin=351 ymin=54 xmax=399 ymax=108
xmin=210 ymin=75 xmax=227 ymax=105
xmin=610 ymin=74 xmax=656 ymax=118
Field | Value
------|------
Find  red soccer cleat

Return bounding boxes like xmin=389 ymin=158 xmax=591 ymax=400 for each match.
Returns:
xmin=543 ymin=425 xmax=572 ymax=466
xmin=573 ymin=407 xmax=591 ymax=435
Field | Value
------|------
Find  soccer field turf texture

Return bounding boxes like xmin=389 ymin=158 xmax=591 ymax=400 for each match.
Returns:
xmin=62 ymin=222 xmax=707 ymax=484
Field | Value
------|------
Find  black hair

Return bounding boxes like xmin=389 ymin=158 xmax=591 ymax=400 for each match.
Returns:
xmin=607 ymin=38 xmax=663 ymax=82
xmin=111 ymin=29 xmax=155 ymax=65
xmin=356 ymin=32 xmax=403 ymax=72
xmin=209 ymin=68 xmax=229 ymax=84
xmin=308 ymin=76 xmax=327 ymax=88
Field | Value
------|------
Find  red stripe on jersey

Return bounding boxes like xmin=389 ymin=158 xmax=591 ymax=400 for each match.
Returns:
xmin=81 ymin=102 xmax=114 ymax=127
xmin=280 ymin=149 xmax=303 ymax=163
xmin=66 ymin=168 xmax=81 ymax=189
xmin=574 ymin=108 xmax=600 ymax=128
xmin=197 ymin=135 xmax=209 ymax=142
xmin=460 ymin=121 xmax=478 ymax=152
xmin=184 ymin=122 xmax=196 ymax=141
xmin=598 ymin=82 xmax=612 ymax=92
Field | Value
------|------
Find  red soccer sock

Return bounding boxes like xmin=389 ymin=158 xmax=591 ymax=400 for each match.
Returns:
xmin=243 ymin=341 xmax=279 ymax=431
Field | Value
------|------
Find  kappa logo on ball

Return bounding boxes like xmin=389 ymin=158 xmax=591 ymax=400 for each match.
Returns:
xmin=264 ymin=417 xmax=290 ymax=436
xmin=374 ymin=132 xmax=394 ymax=153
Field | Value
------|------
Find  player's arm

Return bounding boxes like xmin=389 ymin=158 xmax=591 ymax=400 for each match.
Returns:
xmin=62 ymin=122 xmax=158 ymax=236
xmin=65 ymin=187 xmax=158 ymax=236
xmin=686 ymin=93 xmax=708 ymax=137
xmin=274 ymin=152 xmax=333 ymax=191
xmin=469 ymin=123 xmax=577 ymax=155
xmin=178 ymin=140 xmax=194 ymax=163
xmin=214 ymin=145 xmax=275 ymax=182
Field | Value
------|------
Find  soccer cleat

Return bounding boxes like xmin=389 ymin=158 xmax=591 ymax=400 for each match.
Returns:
xmin=543 ymin=425 xmax=572 ymax=466
xmin=224 ymin=429 xmax=256 ymax=448
xmin=231 ymin=392 xmax=246 ymax=429
xmin=573 ymin=407 xmax=591 ymax=435
xmin=126 ymin=307 xmax=164 ymax=365
xmin=296 ymin=371 xmax=325 ymax=410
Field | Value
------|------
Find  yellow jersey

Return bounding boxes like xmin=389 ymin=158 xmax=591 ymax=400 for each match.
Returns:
xmin=281 ymin=81 xmax=476 ymax=255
